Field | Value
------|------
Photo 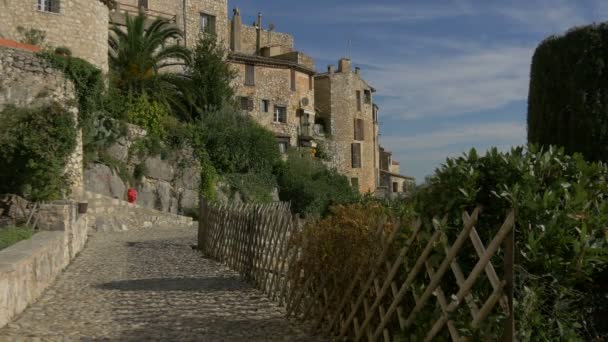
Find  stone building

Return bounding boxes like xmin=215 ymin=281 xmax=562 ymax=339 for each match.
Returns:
xmin=0 ymin=0 xmax=112 ymax=71
xmin=378 ymin=146 xmax=415 ymax=198
xmin=227 ymin=9 xmax=317 ymax=149
xmin=314 ymin=59 xmax=380 ymax=193
xmin=110 ymin=0 xmax=229 ymax=49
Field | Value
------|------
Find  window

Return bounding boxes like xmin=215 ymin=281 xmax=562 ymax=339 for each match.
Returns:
xmin=356 ymin=90 xmax=362 ymax=111
xmin=364 ymin=90 xmax=372 ymax=104
xmin=351 ymin=178 xmax=359 ymax=190
xmin=351 ymin=143 xmax=361 ymax=168
xmin=138 ymin=0 xmax=148 ymax=10
xmin=393 ymin=182 xmax=399 ymax=193
xmin=38 ymin=0 xmax=59 ymax=12
xmin=200 ymin=13 xmax=216 ymax=34
xmin=354 ymin=118 xmax=365 ymax=141
xmin=244 ymin=64 xmax=255 ymax=86
xmin=309 ymin=75 xmax=313 ymax=91
xmin=239 ymin=97 xmax=253 ymax=111
xmin=261 ymin=99 xmax=270 ymax=113
xmin=290 ymin=69 xmax=296 ymax=91
xmin=277 ymin=137 xmax=290 ymax=154
xmin=274 ymin=106 xmax=287 ymax=123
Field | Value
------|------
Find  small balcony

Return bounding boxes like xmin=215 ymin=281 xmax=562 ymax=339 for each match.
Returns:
xmin=111 ymin=2 xmax=177 ymax=25
xmin=298 ymin=123 xmax=325 ymax=138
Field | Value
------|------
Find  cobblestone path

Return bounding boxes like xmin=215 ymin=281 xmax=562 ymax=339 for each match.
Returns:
xmin=0 ymin=226 xmax=325 ymax=341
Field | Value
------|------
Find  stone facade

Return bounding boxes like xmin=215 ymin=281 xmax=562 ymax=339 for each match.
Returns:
xmin=112 ymin=0 xmax=229 ymax=49
xmin=239 ymin=24 xmax=294 ymax=55
xmin=0 ymin=0 xmax=110 ymax=71
xmin=0 ymin=47 xmax=84 ymax=197
xmin=0 ymin=202 xmax=88 ymax=328
xmin=230 ymin=56 xmax=316 ymax=147
xmin=378 ymin=146 xmax=415 ymax=198
xmin=314 ymin=59 xmax=380 ymax=193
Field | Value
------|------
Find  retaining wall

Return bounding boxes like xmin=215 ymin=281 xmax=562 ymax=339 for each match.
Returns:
xmin=0 ymin=202 xmax=88 ymax=328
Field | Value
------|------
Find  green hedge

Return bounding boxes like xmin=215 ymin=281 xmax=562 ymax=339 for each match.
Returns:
xmin=276 ymin=150 xmax=359 ymax=217
xmin=0 ymin=104 xmax=77 ymax=201
xmin=527 ymin=23 xmax=608 ymax=161
xmin=414 ymin=146 xmax=607 ymax=340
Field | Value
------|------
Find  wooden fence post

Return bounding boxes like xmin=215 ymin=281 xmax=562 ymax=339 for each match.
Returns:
xmin=503 ymin=222 xmax=515 ymax=341
xmin=198 ymin=196 xmax=207 ymax=253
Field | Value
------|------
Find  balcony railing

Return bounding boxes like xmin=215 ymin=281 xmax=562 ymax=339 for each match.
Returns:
xmin=299 ymin=123 xmax=325 ymax=137
xmin=113 ymin=2 xmax=177 ymax=22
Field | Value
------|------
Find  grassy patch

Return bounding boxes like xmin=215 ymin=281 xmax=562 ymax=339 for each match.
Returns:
xmin=0 ymin=226 xmax=35 ymax=251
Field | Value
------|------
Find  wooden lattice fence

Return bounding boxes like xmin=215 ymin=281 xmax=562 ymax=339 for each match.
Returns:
xmin=198 ymin=199 xmax=515 ymax=341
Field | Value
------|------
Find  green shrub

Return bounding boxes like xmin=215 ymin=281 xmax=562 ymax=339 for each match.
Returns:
xmin=192 ymin=109 xmax=281 ymax=175
xmin=0 ymin=104 xmax=77 ymax=201
xmin=414 ymin=145 xmax=608 ymax=340
xmin=127 ymin=94 xmax=169 ymax=138
xmin=17 ymin=26 xmax=46 ymax=46
xmin=223 ymin=172 xmax=277 ymax=203
xmin=183 ymin=34 xmax=236 ymax=119
xmin=528 ymin=23 xmax=608 ymax=162
xmin=0 ymin=225 xmax=35 ymax=251
xmin=276 ymin=150 xmax=359 ymax=217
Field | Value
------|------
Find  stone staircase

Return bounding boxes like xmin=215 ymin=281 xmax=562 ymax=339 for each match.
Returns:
xmin=83 ymin=191 xmax=194 ymax=232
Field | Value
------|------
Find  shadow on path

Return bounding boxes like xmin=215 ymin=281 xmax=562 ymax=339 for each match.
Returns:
xmin=96 ymin=277 xmax=245 ymax=292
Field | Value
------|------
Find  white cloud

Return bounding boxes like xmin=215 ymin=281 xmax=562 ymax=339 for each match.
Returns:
xmin=381 ymin=121 xmax=526 ymax=151
xmin=367 ymin=46 xmax=534 ymax=120
xmin=335 ymin=2 xmax=474 ymax=23
xmin=381 ymin=122 xmax=527 ymax=180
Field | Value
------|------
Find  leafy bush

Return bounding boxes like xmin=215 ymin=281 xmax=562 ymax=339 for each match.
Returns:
xmin=127 ymin=94 xmax=168 ymax=138
xmin=528 ymin=23 xmax=608 ymax=162
xmin=290 ymin=203 xmax=408 ymax=295
xmin=276 ymin=150 xmax=359 ymax=217
xmin=414 ymin=146 xmax=608 ymax=340
xmin=0 ymin=104 xmax=77 ymax=201
xmin=223 ymin=172 xmax=277 ymax=203
xmin=192 ymin=109 xmax=280 ymax=175
xmin=0 ymin=225 xmax=34 ymax=251
xmin=17 ymin=26 xmax=46 ymax=46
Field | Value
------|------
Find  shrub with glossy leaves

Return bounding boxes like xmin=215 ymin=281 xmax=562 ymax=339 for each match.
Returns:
xmin=414 ymin=145 xmax=608 ymax=340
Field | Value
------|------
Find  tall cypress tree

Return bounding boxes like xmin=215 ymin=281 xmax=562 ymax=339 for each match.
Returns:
xmin=527 ymin=23 xmax=608 ymax=161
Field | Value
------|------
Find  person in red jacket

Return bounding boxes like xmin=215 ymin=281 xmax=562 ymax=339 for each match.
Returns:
xmin=127 ymin=188 xmax=137 ymax=203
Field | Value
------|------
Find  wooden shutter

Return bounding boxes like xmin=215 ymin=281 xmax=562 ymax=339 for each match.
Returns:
xmin=291 ymin=69 xmax=296 ymax=91
xmin=354 ymin=119 xmax=365 ymax=140
xmin=356 ymin=91 xmax=362 ymax=111
xmin=247 ymin=97 xmax=254 ymax=111
xmin=245 ymin=64 xmax=255 ymax=86
xmin=351 ymin=143 xmax=361 ymax=168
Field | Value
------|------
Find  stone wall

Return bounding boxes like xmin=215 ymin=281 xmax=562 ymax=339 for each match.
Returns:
xmin=238 ymin=24 xmax=294 ymax=55
xmin=0 ymin=0 xmax=110 ymax=71
xmin=85 ymin=124 xmax=201 ymax=215
xmin=231 ymin=61 xmax=315 ymax=147
xmin=0 ymin=46 xmax=84 ymax=197
xmin=0 ymin=202 xmax=88 ymax=328
xmin=314 ymin=59 xmax=380 ymax=193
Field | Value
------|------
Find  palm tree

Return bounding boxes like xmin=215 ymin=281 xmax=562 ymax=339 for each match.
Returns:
xmin=108 ymin=13 xmax=191 ymax=99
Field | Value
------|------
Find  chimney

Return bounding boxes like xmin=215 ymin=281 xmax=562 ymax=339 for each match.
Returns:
xmin=230 ymin=8 xmax=242 ymax=52
xmin=355 ymin=67 xmax=361 ymax=75
xmin=256 ymin=12 xmax=263 ymax=55
xmin=328 ymin=65 xmax=334 ymax=75
xmin=338 ymin=58 xmax=351 ymax=72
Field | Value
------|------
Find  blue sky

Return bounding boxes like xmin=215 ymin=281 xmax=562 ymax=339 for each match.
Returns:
xmin=229 ymin=0 xmax=607 ymax=182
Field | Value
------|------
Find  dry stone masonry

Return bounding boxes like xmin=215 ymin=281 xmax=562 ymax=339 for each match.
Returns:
xmin=0 ymin=0 xmax=111 ymax=71
xmin=0 ymin=46 xmax=84 ymax=196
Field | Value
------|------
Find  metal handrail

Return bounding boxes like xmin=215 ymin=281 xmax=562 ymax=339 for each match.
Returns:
xmin=114 ymin=2 xmax=177 ymax=22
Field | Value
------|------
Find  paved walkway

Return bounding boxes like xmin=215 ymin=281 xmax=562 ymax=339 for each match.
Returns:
xmin=0 ymin=226 xmax=325 ymax=341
